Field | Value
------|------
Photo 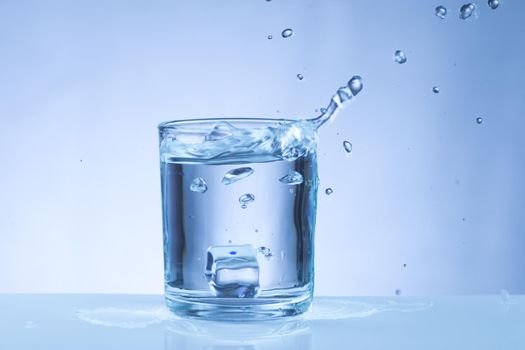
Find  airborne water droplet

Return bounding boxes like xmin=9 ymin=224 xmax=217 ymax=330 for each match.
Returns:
xmin=394 ymin=50 xmax=407 ymax=64
xmin=267 ymin=35 xmax=273 ymax=40
xmin=281 ymin=28 xmax=293 ymax=38
xmin=325 ymin=188 xmax=333 ymax=195
xmin=343 ymin=141 xmax=352 ymax=153
xmin=476 ymin=117 xmax=483 ymax=124
xmin=297 ymin=73 xmax=304 ymax=80
xmin=435 ymin=5 xmax=448 ymax=19
xmin=395 ymin=289 xmax=402 ymax=296
xmin=279 ymin=170 xmax=304 ymax=185
xmin=222 ymin=167 xmax=255 ymax=185
xmin=239 ymin=193 xmax=255 ymax=209
xmin=488 ymin=0 xmax=499 ymax=9
xmin=432 ymin=86 xmax=440 ymax=94
xmin=190 ymin=177 xmax=208 ymax=193
xmin=459 ymin=3 xmax=476 ymax=20
xmin=348 ymin=76 xmax=363 ymax=96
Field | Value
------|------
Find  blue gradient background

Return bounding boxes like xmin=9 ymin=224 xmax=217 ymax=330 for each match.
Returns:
xmin=0 ymin=0 xmax=524 ymax=295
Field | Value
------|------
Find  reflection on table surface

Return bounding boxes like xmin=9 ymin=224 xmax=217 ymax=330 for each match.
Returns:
xmin=0 ymin=294 xmax=523 ymax=349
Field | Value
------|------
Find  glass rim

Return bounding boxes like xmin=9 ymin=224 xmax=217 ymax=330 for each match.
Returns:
xmin=158 ymin=117 xmax=296 ymax=131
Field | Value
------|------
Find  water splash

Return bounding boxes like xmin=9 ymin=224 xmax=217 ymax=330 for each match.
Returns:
xmin=394 ymin=50 xmax=407 ymax=64
xmin=160 ymin=76 xmax=363 ymax=164
xmin=459 ymin=3 xmax=476 ymax=20
xmin=435 ymin=5 xmax=448 ymax=19
xmin=304 ymin=297 xmax=433 ymax=320
xmin=77 ymin=308 xmax=169 ymax=329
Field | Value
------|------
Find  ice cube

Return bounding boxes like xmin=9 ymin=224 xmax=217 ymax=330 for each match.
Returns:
xmin=204 ymin=245 xmax=259 ymax=298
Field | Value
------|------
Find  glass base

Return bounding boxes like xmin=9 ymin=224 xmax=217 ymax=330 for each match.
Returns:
xmin=165 ymin=291 xmax=312 ymax=321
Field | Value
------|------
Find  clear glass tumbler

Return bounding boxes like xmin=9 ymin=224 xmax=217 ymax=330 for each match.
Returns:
xmin=158 ymin=118 xmax=318 ymax=320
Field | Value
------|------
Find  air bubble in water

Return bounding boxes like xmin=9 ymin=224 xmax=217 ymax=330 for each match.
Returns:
xmin=279 ymin=170 xmax=304 ymax=185
xmin=348 ymin=76 xmax=363 ymax=96
xmin=257 ymin=246 xmax=273 ymax=260
xmin=432 ymin=86 xmax=440 ymax=93
xmin=222 ymin=167 xmax=255 ymax=185
xmin=281 ymin=28 xmax=293 ymax=38
xmin=476 ymin=117 xmax=483 ymax=124
xmin=190 ymin=177 xmax=208 ymax=193
xmin=297 ymin=74 xmax=304 ymax=80
xmin=394 ymin=50 xmax=407 ymax=64
xmin=343 ymin=141 xmax=352 ymax=153
xmin=459 ymin=3 xmax=476 ymax=19
xmin=325 ymin=188 xmax=333 ymax=195
xmin=488 ymin=0 xmax=499 ymax=9
xmin=435 ymin=5 xmax=448 ymax=18
xmin=239 ymin=193 xmax=255 ymax=209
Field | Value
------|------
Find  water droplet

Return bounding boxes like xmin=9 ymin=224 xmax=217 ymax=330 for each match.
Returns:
xmin=222 ymin=167 xmax=255 ymax=185
xmin=432 ymin=86 xmax=440 ymax=94
xmin=325 ymin=188 xmax=333 ymax=195
xmin=239 ymin=193 xmax=255 ymax=209
xmin=297 ymin=73 xmax=304 ymax=80
xmin=348 ymin=75 xmax=363 ymax=96
xmin=255 ymin=229 xmax=259 ymax=233
xmin=459 ymin=3 xmax=476 ymax=20
xmin=395 ymin=289 xmax=402 ymax=296
xmin=488 ymin=0 xmax=499 ymax=9
xmin=394 ymin=50 xmax=407 ymax=64
xmin=267 ymin=35 xmax=273 ymax=40
xmin=279 ymin=170 xmax=304 ymax=185
xmin=343 ymin=141 xmax=352 ymax=153
xmin=476 ymin=117 xmax=483 ymax=124
xmin=190 ymin=177 xmax=208 ymax=193
xmin=403 ymin=264 xmax=407 ymax=268
xmin=435 ymin=5 xmax=448 ymax=18
xmin=257 ymin=246 xmax=273 ymax=260
xmin=281 ymin=28 xmax=293 ymax=38
xmin=462 ymin=217 xmax=466 ymax=222
xmin=228 ymin=239 xmax=232 ymax=243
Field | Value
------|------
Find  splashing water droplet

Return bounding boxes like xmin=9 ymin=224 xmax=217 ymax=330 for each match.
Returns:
xmin=222 ymin=167 xmax=255 ymax=185
xmin=395 ymin=289 xmax=402 ymax=296
xmin=190 ymin=177 xmax=208 ymax=193
xmin=267 ymin=35 xmax=273 ymax=40
xmin=435 ymin=5 xmax=448 ymax=18
xmin=257 ymin=246 xmax=273 ymax=260
xmin=488 ymin=0 xmax=499 ymax=9
xmin=239 ymin=193 xmax=255 ymax=209
xmin=325 ymin=188 xmax=333 ymax=195
xmin=394 ymin=50 xmax=407 ymax=64
xmin=476 ymin=117 xmax=483 ymax=124
xmin=297 ymin=73 xmax=304 ymax=80
xmin=459 ymin=3 xmax=476 ymax=19
xmin=348 ymin=76 xmax=363 ymax=96
xmin=281 ymin=28 xmax=293 ymax=38
xmin=432 ymin=86 xmax=440 ymax=94
xmin=343 ymin=141 xmax=353 ymax=153
xmin=279 ymin=170 xmax=304 ymax=185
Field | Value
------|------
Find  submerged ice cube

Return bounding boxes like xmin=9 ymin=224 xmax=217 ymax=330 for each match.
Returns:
xmin=205 ymin=245 xmax=259 ymax=298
